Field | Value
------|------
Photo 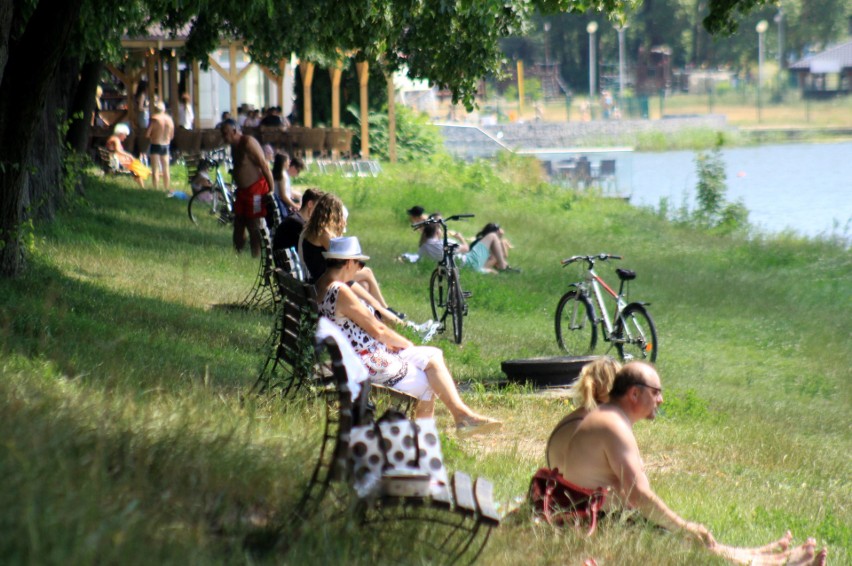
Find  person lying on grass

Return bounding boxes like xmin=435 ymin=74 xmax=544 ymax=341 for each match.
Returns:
xmin=315 ymin=236 xmax=500 ymax=436
xmin=417 ymin=220 xmax=520 ymax=274
xmin=534 ymin=361 xmax=827 ymax=566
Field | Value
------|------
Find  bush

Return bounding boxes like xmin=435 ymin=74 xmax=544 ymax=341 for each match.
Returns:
xmin=693 ymin=134 xmax=749 ymax=233
xmin=348 ymin=104 xmax=443 ymax=163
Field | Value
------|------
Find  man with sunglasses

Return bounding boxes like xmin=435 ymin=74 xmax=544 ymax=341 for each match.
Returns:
xmin=546 ymin=363 xmax=827 ymax=564
xmin=551 ymin=362 xmax=714 ymax=540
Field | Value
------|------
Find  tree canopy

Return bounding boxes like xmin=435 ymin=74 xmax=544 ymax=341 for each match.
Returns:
xmin=499 ymin=0 xmax=852 ymax=95
xmin=111 ymin=0 xmax=773 ymax=107
xmin=0 ymin=0 xmax=778 ymax=278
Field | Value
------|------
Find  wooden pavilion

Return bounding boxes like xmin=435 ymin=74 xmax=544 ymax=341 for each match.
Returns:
xmin=113 ymin=26 xmax=399 ymax=160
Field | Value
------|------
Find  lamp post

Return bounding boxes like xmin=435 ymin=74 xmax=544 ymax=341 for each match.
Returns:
xmin=544 ymin=21 xmax=551 ymax=67
xmin=587 ymin=21 xmax=598 ymax=107
xmin=774 ymin=9 xmax=784 ymax=70
xmin=756 ymin=19 xmax=768 ymax=122
xmin=615 ymin=23 xmax=629 ymax=99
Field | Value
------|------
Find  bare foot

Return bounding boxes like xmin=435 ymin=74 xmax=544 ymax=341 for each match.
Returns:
xmin=455 ymin=416 xmax=502 ymax=437
xmin=711 ymin=536 xmax=813 ymax=565
xmin=782 ymin=538 xmax=817 ymax=566
xmin=753 ymin=530 xmax=793 ymax=555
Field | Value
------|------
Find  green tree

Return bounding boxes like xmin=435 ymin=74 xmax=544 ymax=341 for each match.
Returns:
xmin=693 ymin=135 xmax=748 ymax=232
xmin=0 ymin=0 xmax=787 ymax=278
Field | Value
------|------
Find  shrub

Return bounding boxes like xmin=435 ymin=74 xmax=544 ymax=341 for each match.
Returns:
xmin=693 ymin=134 xmax=749 ymax=233
xmin=348 ymin=104 xmax=443 ymax=163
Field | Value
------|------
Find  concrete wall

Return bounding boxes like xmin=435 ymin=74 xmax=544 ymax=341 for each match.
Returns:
xmin=440 ymin=115 xmax=729 ymax=160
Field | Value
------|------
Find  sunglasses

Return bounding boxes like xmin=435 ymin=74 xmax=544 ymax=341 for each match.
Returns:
xmin=351 ymin=259 xmax=366 ymax=268
xmin=636 ymin=382 xmax=663 ymax=396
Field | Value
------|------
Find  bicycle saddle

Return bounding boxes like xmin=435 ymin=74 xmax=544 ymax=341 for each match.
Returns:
xmin=445 ymin=242 xmax=461 ymax=251
xmin=616 ymin=268 xmax=636 ymax=281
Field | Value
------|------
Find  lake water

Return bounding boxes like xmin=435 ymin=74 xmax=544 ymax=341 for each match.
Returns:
xmin=629 ymin=141 xmax=852 ymax=240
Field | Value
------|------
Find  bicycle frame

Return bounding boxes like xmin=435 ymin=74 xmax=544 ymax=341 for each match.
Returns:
xmin=557 ymin=253 xmax=657 ymax=362
xmin=414 ymin=214 xmax=474 ymax=344
xmin=585 ymin=266 xmax=627 ymax=339
xmin=214 ymin=165 xmax=235 ymax=214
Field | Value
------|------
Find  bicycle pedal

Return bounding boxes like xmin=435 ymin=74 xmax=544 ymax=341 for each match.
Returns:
xmin=462 ymin=291 xmax=472 ymax=299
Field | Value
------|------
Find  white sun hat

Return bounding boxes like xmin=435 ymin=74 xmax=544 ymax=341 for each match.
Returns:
xmin=322 ymin=236 xmax=370 ymax=261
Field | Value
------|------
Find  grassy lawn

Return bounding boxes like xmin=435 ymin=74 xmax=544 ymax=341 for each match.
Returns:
xmin=0 ymin=156 xmax=848 ymax=564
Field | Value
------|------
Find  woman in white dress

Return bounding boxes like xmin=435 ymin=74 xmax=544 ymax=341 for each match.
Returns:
xmin=316 ymin=236 xmax=501 ymax=436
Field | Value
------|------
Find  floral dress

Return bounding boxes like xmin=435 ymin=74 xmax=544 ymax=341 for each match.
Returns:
xmin=319 ymin=282 xmax=410 ymax=387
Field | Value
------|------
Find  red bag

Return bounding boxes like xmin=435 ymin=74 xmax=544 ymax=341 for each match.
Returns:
xmin=528 ymin=467 xmax=606 ymax=535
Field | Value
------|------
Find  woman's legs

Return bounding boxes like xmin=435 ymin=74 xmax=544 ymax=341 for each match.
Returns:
xmin=353 ymin=266 xmax=389 ymax=308
xmin=415 ymin=398 xmax=435 ymax=419
xmin=479 ymin=233 xmax=509 ymax=271
xmin=422 ymin=352 xmax=498 ymax=426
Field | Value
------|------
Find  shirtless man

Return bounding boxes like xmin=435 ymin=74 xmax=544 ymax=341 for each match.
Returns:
xmin=550 ymin=362 xmax=826 ymax=566
xmin=220 ymin=119 xmax=274 ymax=257
xmin=146 ymin=101 xmax=174 ymax=191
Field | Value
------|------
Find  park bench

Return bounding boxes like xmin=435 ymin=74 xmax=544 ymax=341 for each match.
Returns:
xmin=286 ymin=333 xmax=501 ymax=565
xmin=97 ymin=147 xmax=133 ymax=177
xmin=236 ymin=217 xmax=282 ymax=313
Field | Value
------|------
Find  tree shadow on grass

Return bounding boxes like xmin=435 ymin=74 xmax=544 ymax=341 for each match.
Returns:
xmin=0 ymin=259 xmax=270 ymax=394
xmin=0 ymin=362 xmax=319 ymax=562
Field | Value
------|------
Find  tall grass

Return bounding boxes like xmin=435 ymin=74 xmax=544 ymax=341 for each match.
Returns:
xmin=0 ymin=159 xmax=848 ymax=564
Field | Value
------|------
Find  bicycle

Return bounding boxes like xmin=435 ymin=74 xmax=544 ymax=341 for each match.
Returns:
xmin=187 ymin=157 xmax=235 ymax=227
xmin=555 ymin=253 xmax=658 ymax=362
xmin=412 ymin=214 xmax=474 ymax=344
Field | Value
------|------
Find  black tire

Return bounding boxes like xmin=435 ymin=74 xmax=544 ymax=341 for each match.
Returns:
xmin=449 ymin=271 xmax=464 ymax=344
xmin=502 ymin=355 xmax=600 ymax=387
xmin=188 ymin=188 xmax=230 ymax=226
xmin=555 ymin=291 xmax=597 ymax=355
xmin=613 ymin=303 xmax=658 ymax=362
xmin=429 ymin=268 xmax=447 ymax=324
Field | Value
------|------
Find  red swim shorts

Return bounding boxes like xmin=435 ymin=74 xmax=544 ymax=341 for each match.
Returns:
xmin=234 ymin=177 xmax=269 ymax=219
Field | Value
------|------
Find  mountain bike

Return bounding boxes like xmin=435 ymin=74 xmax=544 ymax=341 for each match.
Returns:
xmin=412 ymin=214 xmax=474 ymax=344
xmin=555 ymin=253 xmax=658 ymax=362
xmin=187 ymin=157 xmax=235 ymax=227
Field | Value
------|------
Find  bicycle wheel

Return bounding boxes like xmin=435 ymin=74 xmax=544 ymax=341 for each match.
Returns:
xmin=613 ymin=303 xmax=658 ymax=362
xmin=188 ymin=189 xmax=228 ymax=226
xmin=429 ymin=268 xmax=447 ymax=324
xmin=449 ymin=270 xmax=464 ymax=344
xmin=555 ymin=291 xmax=597 ymax=355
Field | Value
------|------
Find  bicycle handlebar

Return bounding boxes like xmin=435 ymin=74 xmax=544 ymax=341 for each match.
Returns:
xmin=561 ymin=253 xmax=623 ymax=267
xmin=411 ymin=213 xmax=475 ymax=230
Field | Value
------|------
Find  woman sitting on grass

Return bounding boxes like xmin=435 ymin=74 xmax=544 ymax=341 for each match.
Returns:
xmin=545 ymin=357 xmax=621 ymax=471
xmin=418 ymin=220 xmax=519 ymax=274
xmin=467 ymin=222 xmax=518 ymax=273
xmin=316 ymin=236 xmax=501 ymax=435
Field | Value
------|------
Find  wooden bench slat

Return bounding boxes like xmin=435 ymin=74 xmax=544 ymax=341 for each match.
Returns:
xmin=473 ymin=477 xmax=501 ymax=525
xmin=430 ymin=482 xmax=453 ymax=507
xmin=369 ymin=383 xmax=419 ymax=412
xmin=451 ymin=471 xmax=477 ymax=515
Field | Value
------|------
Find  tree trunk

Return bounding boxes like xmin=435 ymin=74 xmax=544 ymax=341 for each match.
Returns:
xmin=0 ymin=0 xmax=13 ymax=85
xmin=67 ymin=58 xmax=101 ymax=154
xmin=0 ymin=0 xmax=84 ymax=277
xmin=24 ymin=55 xmax=83 ymax=225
